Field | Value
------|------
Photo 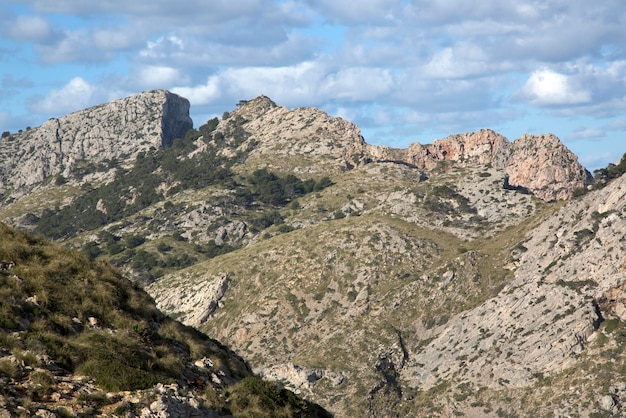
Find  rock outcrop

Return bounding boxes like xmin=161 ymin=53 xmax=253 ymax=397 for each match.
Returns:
xmin=219 ymin=96 xmax=367 ymax=174
xmin=148 ymin=273 xmax=230 ymax=327
xmin=0 ymin=90 xmax=192 ymax=201
xmin=364 ymin=129 xmax=590 ymax=201
xmin=366 ymin=129 xmax=511 ymax=170
xmin=504 ymin=133 xmax=592 ymax=201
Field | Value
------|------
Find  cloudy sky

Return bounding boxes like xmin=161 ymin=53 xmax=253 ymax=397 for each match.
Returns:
xmin=1 ymin=1 xmax=625 ymax=170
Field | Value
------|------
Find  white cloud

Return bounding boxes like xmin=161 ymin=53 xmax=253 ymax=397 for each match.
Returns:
xmin=2 ymin=74 xmax=33 ymax=89
xmin=92 ymin=27 xmax=137 ymax=50
xmin=136 ymin=66 xmax=186 ymax=89
xmin=606 ymin=119 xmax=626 ymax=131
xmin=175 ymin=62 xmax=396 ymax=111
xmin=140 ymin=35 xmax=185 ymax=59
xmin=218 ymin=62 xmax=326 ymax=105
xmin=568 ymin=127 xmax=605 ymax=140
xmin=517 ymin=69 xmax=592 ymax=106
xmin=421 ymin=43 xmax=516 ymax=79
xmin=172 ymin=77 xmax=222 ymax=105
xmin=320 ymin=67 xmax=394 ymax=101
xmin=27 ymin=77 xmax=113 ymax=115
xmin=5 ymin=15 xmax=55 ymax=42
xmin=305 ymin=0 xmax=404 ymax=24
xmin=0 ymin=110 xmax=11 ymax=130
xmin=578 ymin=151 xmax=618 ymax=171
xmin=35 ymin=30 xmax=109 ymax=63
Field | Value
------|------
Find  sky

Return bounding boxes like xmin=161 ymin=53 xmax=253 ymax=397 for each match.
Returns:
xmin=1 ymin=1 xmax=625 ymax=171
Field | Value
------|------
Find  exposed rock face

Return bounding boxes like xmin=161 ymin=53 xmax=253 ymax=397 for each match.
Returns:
xmin=365 ymin=129 xmax=511 ymax=170
xmin=505 ymin=133 xmax=592 ymax=201
xmin=221 ymin=96 xmax=366 ymax=174
xmin=148 ymin=273 xmax=230 ymax=327
xmin=364 ymin=129 xmax=589 ymax=201
xmin=0 ymin=90 xmax=192 ymax=201
xmin=403 ymin=170 xmax=626 ymax=392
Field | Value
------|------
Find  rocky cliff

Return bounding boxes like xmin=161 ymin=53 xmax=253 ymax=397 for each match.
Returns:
xmin=505 ymin=133 xmax=592 ymax=201
xmin=0 ymin=90 xmax=192 ymax=202
xmin=364 ymin=129 xmax=590 ymax=201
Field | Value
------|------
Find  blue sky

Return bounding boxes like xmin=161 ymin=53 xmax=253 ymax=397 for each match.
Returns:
xmin=1 ymin=1 xmax=626 ymax=171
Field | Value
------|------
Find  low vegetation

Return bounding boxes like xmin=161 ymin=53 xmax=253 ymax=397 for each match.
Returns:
xmin=0 ymin=222 xmax=328 ymax=416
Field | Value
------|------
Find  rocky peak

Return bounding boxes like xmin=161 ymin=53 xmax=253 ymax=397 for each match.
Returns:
xmin=505 ymin=133 xmax=592 ymax=201
xmin=0 ymin=89 xmax=192 ymax=201
xmin=160 ymin=90 xmax=194 ymax=147
xmin=230 ymin=95 xmax=278 ymax=121
xmin=220 ymin=97 xmax=366 ymax=173
xmin=217 ymin=96 xmax=593 ymax=201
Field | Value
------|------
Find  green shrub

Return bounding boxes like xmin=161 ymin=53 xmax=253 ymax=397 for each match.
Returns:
xmin=248 ymin=210 xmax=284 ymax=233
xmin=0 ymin=359 xmax=16 ymax=378
xmin=125 ymin=235 xmax=146 ymax=248
xmin=83 ymin=241 xmax=102 ymax=259
xmin=226 ymin=376 xmax=331 ymax=417
xmin=604 ymin=318 xmax=619 ymax=333
xmin=77 ymin=359 xmax=159 ymax=392
xmin=157 ymin=242 xmax=172 ymax=252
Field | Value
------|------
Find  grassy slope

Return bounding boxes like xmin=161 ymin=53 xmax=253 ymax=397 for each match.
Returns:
xmin=0 ymin=222 xmax=330 ymax=417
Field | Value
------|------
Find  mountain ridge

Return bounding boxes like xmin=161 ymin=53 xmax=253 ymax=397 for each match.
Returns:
xmin=0 ymin=90 xmax=590 ymax=209
xmin=220 ymin=95 xmax=591 ymax=201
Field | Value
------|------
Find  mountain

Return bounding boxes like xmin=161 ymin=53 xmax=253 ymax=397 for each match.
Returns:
xmin=1 ymin=90 xmax=624 ymax=417
xmin=0 ymin=89 xmax=192 ymax=203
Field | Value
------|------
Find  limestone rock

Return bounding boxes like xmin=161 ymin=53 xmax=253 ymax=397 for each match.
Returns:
xmin=0 ymin=90 xmax=192 ymax=202
xmin=402 ymin=169 xmax=626 ymax=392
xmin=140 ymin=384 xmax=218 ymax=418
xmin=216 ymin=96 xmax=367 ymax=173
xmin=257 ymin=363 xmax=324 ymax=393
xmin=364 ymin=129 xmax=509 ymax=171
xmin=505 ymin=133 xmax=591 ymax=201
xmin=598 ymin=394 xmax=617 ymax=412
xmin=148 ymin=274 xmax=230 ymax=327
xmin=364 ymin=129 xmax=589 ymax=201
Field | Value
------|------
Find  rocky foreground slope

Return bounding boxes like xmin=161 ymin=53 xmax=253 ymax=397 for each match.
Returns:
xmin=0 ymin=91 xmax=620 ymax=417
xmin=0 ymin=223 xmax=329 ymax=417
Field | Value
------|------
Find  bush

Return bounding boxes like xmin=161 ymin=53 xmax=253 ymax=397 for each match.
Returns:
xmin=157 ymin=242 xmax=172 ymax=252
xmin=83 ymin=242 xmax=102 ymax=259
xmin=125 ymin=235 xmax=146 ymax=248
xmin=244 ymin=169 xmax=333 ymax=207
xmin=226 ymin=376 xmax=332 ymax=417
xmin=77 ymin=359 xmax=159 ymax=392
xmin=248 ymin=210 xmax=283 ymax=233
xmin=0 ymin=359 xmax=16 ymax=378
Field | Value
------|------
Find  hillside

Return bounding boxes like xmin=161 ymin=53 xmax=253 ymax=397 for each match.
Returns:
xmin=1 ymin=90 xmax=624 ymax=417
xmin=0 ymin=222 xmax=330 ymax=417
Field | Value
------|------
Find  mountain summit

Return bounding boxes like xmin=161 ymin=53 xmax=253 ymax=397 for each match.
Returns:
xmin=0 ymin=90 xmax=192 ymax=201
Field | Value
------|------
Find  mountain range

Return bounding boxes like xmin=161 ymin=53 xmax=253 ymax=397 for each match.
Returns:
xmin=1 ymin=90 xmax=625 ymax=417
